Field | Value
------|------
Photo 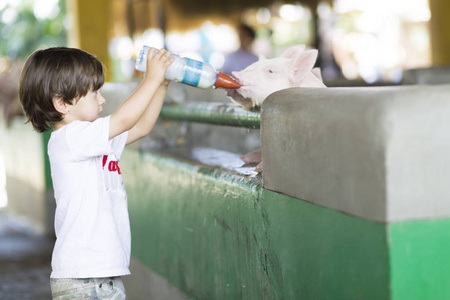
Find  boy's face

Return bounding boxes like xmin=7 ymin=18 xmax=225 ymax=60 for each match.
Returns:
xmin=68 ymin=89 xmax=105 ymax=122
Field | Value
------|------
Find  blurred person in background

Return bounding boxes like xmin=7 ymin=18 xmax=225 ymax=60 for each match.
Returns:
xmin=221 ymin=23 xmax=258 ymax=74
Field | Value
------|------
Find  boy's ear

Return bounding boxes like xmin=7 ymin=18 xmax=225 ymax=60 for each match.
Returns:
xmin=52 ymin=96 xmax=69 ymax=115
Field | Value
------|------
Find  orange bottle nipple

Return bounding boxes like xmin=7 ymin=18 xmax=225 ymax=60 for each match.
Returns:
xmin=214 ymin=72 xmax=242 ymax=89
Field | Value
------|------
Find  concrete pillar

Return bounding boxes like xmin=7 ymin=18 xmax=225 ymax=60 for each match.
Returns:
xmin=259 ymin=86 xmax=450 ymax=298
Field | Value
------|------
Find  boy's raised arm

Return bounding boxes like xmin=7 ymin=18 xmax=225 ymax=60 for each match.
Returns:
xmin=109 ymin=48 xmax=173 ymax=140
xmin=125 ymin=80 xmax=170 ymax=145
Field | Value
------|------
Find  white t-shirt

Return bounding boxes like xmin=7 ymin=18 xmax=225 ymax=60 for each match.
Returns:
xmin=48 ymin=116 xmax=130 ymax=278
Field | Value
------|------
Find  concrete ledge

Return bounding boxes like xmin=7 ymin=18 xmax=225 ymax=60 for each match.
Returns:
xmin=261 ymin=85 xmax=450 ymax=222
xmin=402 ymin=66 xmax=450 ymax=85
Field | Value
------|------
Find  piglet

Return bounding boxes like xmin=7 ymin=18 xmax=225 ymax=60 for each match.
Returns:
xmin=225 ymin=45 xmax=327 ymax=172
xmin=226 ymin=45 xmax=326 ymax=110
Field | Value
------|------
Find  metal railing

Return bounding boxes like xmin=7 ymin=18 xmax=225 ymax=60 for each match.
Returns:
xmin=160 ymin=102 xmax=260 ymax=129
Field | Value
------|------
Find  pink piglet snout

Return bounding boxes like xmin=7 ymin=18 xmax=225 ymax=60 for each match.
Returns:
xmin=231 ymin=71 xmax=243 ymax=85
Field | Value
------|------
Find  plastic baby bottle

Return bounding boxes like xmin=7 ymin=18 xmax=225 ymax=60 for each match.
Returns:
xmin=135 ymin=46 xmax=242 ymax=89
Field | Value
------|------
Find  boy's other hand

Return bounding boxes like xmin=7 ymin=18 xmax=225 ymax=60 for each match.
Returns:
xmin=144 ymin=48 xmax=174 ymax=85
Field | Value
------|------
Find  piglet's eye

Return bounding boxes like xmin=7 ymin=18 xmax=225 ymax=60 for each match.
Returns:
xmin=268 ymin=69 xmax=274 ymax=74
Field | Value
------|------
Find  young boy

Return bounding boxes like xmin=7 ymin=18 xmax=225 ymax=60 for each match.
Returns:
xmin=19 ymin=46 xmax=174 ymax=299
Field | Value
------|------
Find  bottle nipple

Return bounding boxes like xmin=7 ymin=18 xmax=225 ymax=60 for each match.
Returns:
xmin=214 ymin=72 xmax=242 ymax=89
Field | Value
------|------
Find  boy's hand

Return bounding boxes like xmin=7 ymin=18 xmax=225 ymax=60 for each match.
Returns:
xmin=144 ymin=48 xmax=174 ymax=85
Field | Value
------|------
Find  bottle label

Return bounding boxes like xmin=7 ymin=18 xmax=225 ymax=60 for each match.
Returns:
xmin=182 ymin=59 xmax=203 ymax=87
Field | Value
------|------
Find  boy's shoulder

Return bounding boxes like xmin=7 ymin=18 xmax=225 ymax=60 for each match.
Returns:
xmin=49 ymin=116 xmax=110 ymax=147
xmin=53 ymin=116 xmax=110 ymax=136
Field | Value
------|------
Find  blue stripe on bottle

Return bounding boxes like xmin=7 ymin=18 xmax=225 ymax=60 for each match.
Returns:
xmin=182 ymin=59 xmax=203 ymax=87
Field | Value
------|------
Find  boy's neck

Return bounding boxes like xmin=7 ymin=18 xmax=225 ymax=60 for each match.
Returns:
xmin=52 ymin=119 xmax=71 ymax=131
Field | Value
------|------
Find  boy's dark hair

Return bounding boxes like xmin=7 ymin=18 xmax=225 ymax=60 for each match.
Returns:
xmin=19 ymin=47 xmax=105 ymax=132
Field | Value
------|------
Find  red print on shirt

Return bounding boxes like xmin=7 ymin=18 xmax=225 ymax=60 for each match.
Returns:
xmin=101 ymin=155 xmax=123 ymax=191
xmin=102 ymin=155 xmax=121 ymax=174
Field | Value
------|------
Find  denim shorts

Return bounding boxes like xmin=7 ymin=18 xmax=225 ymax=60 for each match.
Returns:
xmin=50 ymin=277 xmax=126 ymax=300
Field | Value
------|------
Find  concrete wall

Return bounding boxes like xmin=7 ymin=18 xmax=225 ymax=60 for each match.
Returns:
xmin=118 ymin=83 xmax=450 ymax=299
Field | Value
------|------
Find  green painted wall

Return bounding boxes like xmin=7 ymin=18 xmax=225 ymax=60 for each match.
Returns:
xmin=389 ymin=219 xmax=450 ymax=300
xmin=43 ymin=130 xmax=53 ymax=190
xmin=122 ymin=149 xmax=390 ymax=300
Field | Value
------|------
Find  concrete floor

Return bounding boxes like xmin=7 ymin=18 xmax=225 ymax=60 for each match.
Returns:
xmin=0 ymin=210 xmax=54 ymax=300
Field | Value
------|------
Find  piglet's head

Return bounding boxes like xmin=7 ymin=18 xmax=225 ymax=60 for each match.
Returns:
xmin=226 ymin=45 xmax=326 ymax=110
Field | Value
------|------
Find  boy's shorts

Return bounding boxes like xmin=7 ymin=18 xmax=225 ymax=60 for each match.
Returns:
xmin=50 ymin=276 xmax=126 ymax=300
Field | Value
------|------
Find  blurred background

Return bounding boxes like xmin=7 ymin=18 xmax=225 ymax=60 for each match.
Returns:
xmin=0 ymin=0 xmax=441 ymax=85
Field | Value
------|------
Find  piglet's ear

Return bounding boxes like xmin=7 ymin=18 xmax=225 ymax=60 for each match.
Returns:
xmin=281 ymin=45 xmax=306 ymax=59
xmin=311 ymin=67 xmax=323 ymax=80
xmin=290 ymin=49 xmax=318 ymax=82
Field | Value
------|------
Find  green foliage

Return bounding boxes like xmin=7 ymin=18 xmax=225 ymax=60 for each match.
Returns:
xmin=0 ymin=0 xmax=67 ymax=60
